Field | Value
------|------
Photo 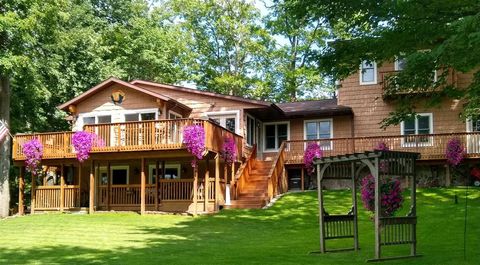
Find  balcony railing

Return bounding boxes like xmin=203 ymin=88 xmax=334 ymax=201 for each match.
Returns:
xmin=284 ymin=132 xmax=480 ymax=164
xmin=12 ymin=119 xmax=243 ymax=161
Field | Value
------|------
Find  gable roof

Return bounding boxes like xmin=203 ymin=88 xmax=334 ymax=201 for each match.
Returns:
xmin=130 ymin=79 xmax=272 ymax=107
xmin=57 ymin=77 xmax=192 ymax=112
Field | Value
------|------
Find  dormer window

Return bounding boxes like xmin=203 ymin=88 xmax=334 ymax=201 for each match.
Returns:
xmin=359 ymin=60 xmax=377 ymax=85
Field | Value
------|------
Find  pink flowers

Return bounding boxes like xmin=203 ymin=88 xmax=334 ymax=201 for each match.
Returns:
xmin=22 ymin=138 xmax=43 ymax=175
xmin=304 ymin=142 xmax=323 ymax=176
xmin=361 ymin=174 xmax=403 ymax=217
xmin=222 ymin=137 xmax=237 ymax=165
xmin=445 ymin=138 xmax=464 ymax=166
xmin=72 ymin=131 xmax=101 ymax=162
xmin=374 ymin=142 xmax=390 ymax=151
xmin=183 ymin=125 xmax=205 ymax=167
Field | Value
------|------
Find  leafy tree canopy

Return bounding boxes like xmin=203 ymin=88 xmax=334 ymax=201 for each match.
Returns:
xmin=284 ymin=0 xmax=480 ymax=126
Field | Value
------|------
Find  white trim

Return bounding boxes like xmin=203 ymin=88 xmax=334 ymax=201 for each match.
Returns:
xmin=394 ymin=57 xmax=405 ymax=71
xmin=168 ymin=110 xmax=183 ymax=119
xmin=204 ymin=110 xmax=241 ymax=135
xmin=98 ymin=165 xmax=130 ymax=185
xmin=148 ymin=163 xmax=181 ymax=183
xmin=263 ymin=121 xmax=290 ymax=152
xmin=359 ymin=60 xmax=377 ymax=85
xmin=76 ymin=108 xmax=158 ymax=130
xmin=246 ymin=113 xmax=256 ymax=147
xmin=400 ymin=113 xmax=433 ymax=147
xmin=303 ymin=118 xmax=334 ymax=150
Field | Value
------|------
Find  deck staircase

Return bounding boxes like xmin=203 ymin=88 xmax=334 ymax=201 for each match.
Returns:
xmin=228 ymin=160 xmax=272 ymax=209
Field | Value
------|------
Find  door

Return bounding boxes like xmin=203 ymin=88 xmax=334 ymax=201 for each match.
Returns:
xmin=467 ymin=119 xmax=480 ymax=154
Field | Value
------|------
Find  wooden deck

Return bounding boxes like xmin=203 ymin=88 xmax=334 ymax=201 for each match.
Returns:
xmin=284 ymin=132 xmax=480 ymax=164
xmin=12 ymin=119 xmax=242 ymax=161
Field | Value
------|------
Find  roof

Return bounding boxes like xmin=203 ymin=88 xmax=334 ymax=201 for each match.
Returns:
xmin=276 ymin=99 xmax=352 ymax=117
xmin=57 ymin=77 xmax=192 ymax=112
xmin=130 ymin=80 xmax=272 ymax=107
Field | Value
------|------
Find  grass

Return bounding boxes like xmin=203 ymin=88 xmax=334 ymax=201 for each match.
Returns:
xmin=0 ymin=188 xmax=479 ymax=264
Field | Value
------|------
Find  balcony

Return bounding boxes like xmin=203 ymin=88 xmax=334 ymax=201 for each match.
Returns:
xmin=284 ymin=132 xmax=480 ymax=164
xmin=12 ymin=119 xmax=243 ymax=161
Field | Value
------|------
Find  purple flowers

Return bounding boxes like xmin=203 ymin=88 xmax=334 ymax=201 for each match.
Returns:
xmin=445 ymin=138 xmax=464 ymax=166
xmin=72 ymin=131 xmax=101 ymax=162
xmin=374 ymin=142 xmax=390 ymax=151
xmin=183 ymin=125 xmax=205 ymax=167
xmin=22 ymin=138 xmax=43 ymax=175
xmin=221 ymin=137 xmax=237 ymax=165
xmin=361 ymin=174 xmax=403 ymax=217
xmin=304 ymin=142 xmax=323 ymax=176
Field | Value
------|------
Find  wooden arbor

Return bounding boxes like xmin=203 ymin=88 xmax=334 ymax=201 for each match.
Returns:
xmin=314 ymin=150 xmax=420 ymax=262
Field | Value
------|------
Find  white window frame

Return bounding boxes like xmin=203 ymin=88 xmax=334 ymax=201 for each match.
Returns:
xmin=168 ymin=110 xmax=183 ymax=119
xmin=246 ymin=114 xmax=256 ymax=147
xmin=148 ymin=163 xmax=181 ymax=184
xmin=303 ymin=119 xmax=334 ymax=150
xmin=76 ymin=108 xmax=158 ymax=130
xmin=263 ymin=121 xmax=290 ymax=152
xmin=359 ymin=60 xmax=377 ymax=85
xmin=123 ymin=109 xmax=158 ymax=122
xmin=204 ymin=110 xmax=241 ymax=135
xmin=400 ymin=113 xmax=433 ymax=147
xmin=98 ymin=165 xmax=130 ymax=185
xmin=394 ymin=56 xmax=406 ymax=71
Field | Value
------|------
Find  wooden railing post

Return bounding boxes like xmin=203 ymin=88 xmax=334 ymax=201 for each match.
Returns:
xmin=204 ymin=158 xmax=210 ymax=212
xmin=60 ymin=164 xmax=65 ymax=212
xmin=89 ymin=160 xmax=95 ymax=214
xmin=18 ymin=167 xmax=25 ymax=215
xmin=63 ymin=132 xmax=68 ymax=156
xmin=77 ymin=163 xmax=82 ymax=208
xmin=230 ymin=161 xmax=236 ymax=200
xmin=31 ymin=171 xmax=36 ymax=214
xmin=215 ymin=153 xmax=220 ymax=211
xmin=107 ymin=162 xmax=111 ymax=210
xmin=140 ymin=157 xmax=146 ymax=215
xmin=155 ymin=160 xmax=160 ymax=211
xmin=193 ymin=167 xmax=198 ymax=215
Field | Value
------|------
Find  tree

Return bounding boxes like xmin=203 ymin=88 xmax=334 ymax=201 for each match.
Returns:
xmin=284 ymin=0 xmax=480 ymax=125
xmin=169 ymin=0 xmax=275 ymax=98
xmin=265 ymin=0 xmax=332 ymax=102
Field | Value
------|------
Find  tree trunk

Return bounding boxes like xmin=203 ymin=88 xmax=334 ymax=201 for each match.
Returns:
xmin=0 ymin=74 xmax=11 ymax=217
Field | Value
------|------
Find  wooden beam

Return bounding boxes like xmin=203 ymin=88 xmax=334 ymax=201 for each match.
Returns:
xmin=107 ymin=162 xmax=111 ymax=210
xmin=18 ymin=167 xmax=25 ymax=215
xmin=78 ymin=163 xmax=82 ymax=208
xmin=60 ymin=164 xmax=65 ymax=212
xmin=301 ymin=167 xmax=305 ymax=191
xmin=89 ymin=160 xmax=95 ymax=214
xmin=193 ymin=167 xmax=198 ymax=216
xmin=317 ymin=163 xmax=326 ymax=253
xmin=204 ymin=158 xmax=210 ymax=212
xmin=155 ymin=160 xmax=159 ymax=211
xmin=215 ymin=154 xmax=220 ymax=211
xmin=374 ymin=157 xmax=381 ymax=259
xmin=230 ymin=161 xmax=236 ymax=199
xmin=31 ymin=170 xmax=36 ymax=214
xmin=351 ymin=162 xmax=359 ymax=251
xmin=140 ymin=157 xmax=146 ymax=215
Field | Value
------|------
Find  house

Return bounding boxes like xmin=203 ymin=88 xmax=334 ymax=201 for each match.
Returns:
xmin=12 ymin=61 xmax=479 ymax=215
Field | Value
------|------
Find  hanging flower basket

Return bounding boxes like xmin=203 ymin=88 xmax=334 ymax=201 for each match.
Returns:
xmin=22 ymin=138 xmax=43 ymax=175
xmin=183 ymin=124 xmax=205 ymax=167
xmin=221 ymin=137 xmax=237 ymax=165
xmin=360 ymin=174 xmax=403 ymax=217
xmin=72 ymin=131 xmax=103 ymax=162
xmin=445 ymin=138 xmax=464 ymax=166
xmin=304 ymin=142 xmax=323 ymax=176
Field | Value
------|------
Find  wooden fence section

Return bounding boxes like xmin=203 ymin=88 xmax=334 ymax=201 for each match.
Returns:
xmin=35 ymin=185 xmax=80 ymax=210
xmin=12 ymin=119 xmax=243 ymax=160
xmin=285 ymin=132 xmax=480 ymax=164
xmin=267 ymin=142 xmax=288 ymax=201
xmin=380 ymin=216 xmax=417 ymax=246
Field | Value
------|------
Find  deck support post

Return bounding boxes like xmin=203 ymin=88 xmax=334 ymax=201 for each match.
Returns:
xmin=155 ymin=160 xmax=160 ymax=211
xmin=230 ymin=161 xmax=236 ymax=199
xmin=193 ymin=166 xmax=198 ymax=216
xmin=31 ymin=170 xmax=36 ymax=214
xmin=204 ymin=158 xmax=210 ymax=212
xmin=445 ymin=165 xmax=451 ymax=187
xmin=215 ymin=154 xmax=220 ymax=211
xmin=351 ymin=162 xmax=359 ymax=251
xmin=141 ymin=157 xmax=146 ymax=215
xmin=60 ymin=164 xmax=65 ymax=212
xmin=107 ymin=162 xmax=111 ymax=210
xmin=89 ymin=160 xmax=95 ymax=214
xmin=78 ymin=163 xmax=82 ymax=208
xmin=373 ymin=157 xmax=381 ymax=259
xmin=301 ymin=167 xmax=305 ymax=191
xmin=18 ymin=166 xmax=25 ymax=215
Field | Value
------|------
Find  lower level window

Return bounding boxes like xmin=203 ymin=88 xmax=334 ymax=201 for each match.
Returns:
xmin=98 ymin=166 xmax=129 ymax=185
xmin=149 ymin=164 xmax=181 ymax=184
xmin=401 ymin=113 xmax=433 ymax=145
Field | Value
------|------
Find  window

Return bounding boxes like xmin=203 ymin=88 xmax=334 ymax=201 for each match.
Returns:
xmin=149 ymin=164 xmax=181 ymax=184
xmin=83 ymin=117 xmax=95 ymax=125
xmin=394 ymin=57 xmax=407 ymax=71
xmin=124 ymin=112 xmax=156 ymax=122
xmin=168 ymin=111 xmax=182 ymax=120
xmin=264 ymin=122 xmax=289 ymax=151
xmin=360 ymin=60 xmax=377 ymax=85
xmin=98 ymin=166 xmax=129 ymax=185
xmin=206 ymin=111 xmax=239 ymax=133
xmin=304 ymin=119 xmax=333 ymax=149
xmin=401 ymin=113 xmax=433 ymax=146
xmin=246 ymin=115 xmax=256 ymax=146
xmin=97 ymin=115 xmax=111 ymax=124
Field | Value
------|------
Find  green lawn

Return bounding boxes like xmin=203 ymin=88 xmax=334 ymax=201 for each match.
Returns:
xmin=0 ymin=188 xmax=479 ymax=264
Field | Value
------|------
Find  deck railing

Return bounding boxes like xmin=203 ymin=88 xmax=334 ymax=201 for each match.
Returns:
xmin=12 ymin=119 xmax=243 ymax=160
xmin=284 ymin=132 xmax=480 ymax=164
xmin=267 ymin=142 xmax=288 ymax=201
xmin=35 ymin=185 xmax=80 ymax=210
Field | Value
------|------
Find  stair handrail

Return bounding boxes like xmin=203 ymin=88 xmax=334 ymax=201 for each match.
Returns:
xmin=266 ymin=141 xmax=287 ymax=201
xmin=233 ymin=144 xmax=257 ymax=200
